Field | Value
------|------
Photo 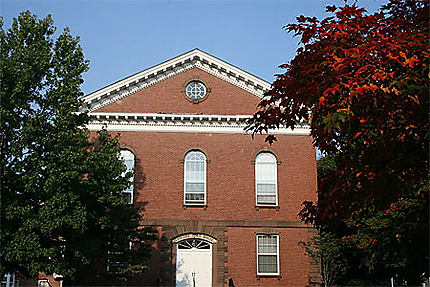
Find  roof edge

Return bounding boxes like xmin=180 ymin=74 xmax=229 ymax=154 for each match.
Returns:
xmin=81 ymin=49 xmax=272 ymax=111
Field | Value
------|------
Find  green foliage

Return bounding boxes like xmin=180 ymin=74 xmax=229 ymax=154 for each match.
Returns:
xmin=300 ymin=231 xmax=348 ymax=287
xmin=316 ymin=155 xmax=337 ymax=180
xmin=0 ymin=11 xmax=156 ymax=281
xmin=343 ymin=180 xmax=429 ymax=281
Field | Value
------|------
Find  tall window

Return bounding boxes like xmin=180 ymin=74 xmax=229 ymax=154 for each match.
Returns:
xmin=119 ymin=149 xmax=134 ymax=204
xmin=255 ymin=152 xmax=278 ymax=206
xmin=257 ymin=235 xmax=279 ymax=275
xmin=184 ymin=150 xmax=206 ymax=205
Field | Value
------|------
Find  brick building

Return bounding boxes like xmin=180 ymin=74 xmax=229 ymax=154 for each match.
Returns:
xmin=81 ymin=49 xmax=317 ymax=286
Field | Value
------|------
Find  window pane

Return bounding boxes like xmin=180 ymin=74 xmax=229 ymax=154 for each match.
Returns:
xmin=258 ymin=236 xmax=277 ymax=253
xmin=257 ymin=194 xmax=276 ymax=204
xmin=185 ymin=151 xmax=205 ymax=161
xmin=185 ymin=162 xmax=193 ymax=179
xmin=185 ymin=193 xmax=205 ymax=202
xmin=122 ymin=192 xmax=132 ymax=204
xmin=257 ymin=235 xmax=279 ymax=274
xmin=119 ymin=150 xmax=134 ymax=204
xmin=197 ymin=161 xmax=204 ymax=171
xmin=120 ymin=150 xmax=134 ymax=161
xmin=257 ymin=163 xmax=276 ymax=181
xmin=258 ymin=255 xmax=277 ymax=273
xmin=257 ymin=183 xmax=276 ymax=194
xmin=256 ymin=152 xmax=277 ymax=206
xmin=186 ymin=161 xmax=204 ymax=181
xmin=124 ymin=159 xmax=134 ymax=170
xmin=195 ymin=152 xmax=205 ymax=161
xmin=184 ymin=151 xmax=206 ymax=204
xmin=186 ymin=183 xmax=204 ymax=193
xmin=124 ymin=184 xmax=133 ymax=193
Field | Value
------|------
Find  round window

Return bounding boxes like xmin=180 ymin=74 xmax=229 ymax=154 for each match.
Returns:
xmin=185 ymin=81 xmax=207 ymax=100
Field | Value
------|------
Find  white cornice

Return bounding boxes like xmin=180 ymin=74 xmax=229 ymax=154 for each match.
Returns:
xmin=86 ymin=112 xmax=310 ymax=135
xmin=80 ymin=49 xmax=272 ymax=112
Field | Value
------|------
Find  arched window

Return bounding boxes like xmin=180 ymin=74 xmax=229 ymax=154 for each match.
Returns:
xmin=255 ymin=152 xmax=277 ymax=206
xmin=184 ymin=150 xmax=206 ymax=205
xmin=119 ymin=149 xmax=134 ymax=204
xmin=177 ymin=238 xmax=211 ymax=249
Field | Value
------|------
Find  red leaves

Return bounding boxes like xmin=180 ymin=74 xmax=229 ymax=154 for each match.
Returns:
xmin=354 ymin=83 xmax=378 ymax=96
xmin=296 ymin=15 xmax=307 ymax=23
xmin=367 ymin=172 xmax=376 ymax=180
xmin=247 ymin=0 xmax=429 ymax=214
xmin=372 ymin=72 xmax=387 ymax=81
xmin=332 ymin=55 xmax=343 ymax=62
xmin=387 ymin=51 xmax=420 ymax=68
xmin=264 ymin=135 xmax=277 ymax=144
xmin=356 ymin=86 xmax=366 ymax=95
xmin=353 ymin=131 xmax=363 ymax=139
xmin=335 ymin=3 xmax=366 ymax=20
xmin=323 ymin=85 xmax=340 ymax=97
xmin=399 ymin=51 xmax=419 ymax=68
xmin=356 ymin=65 xmax=376 ymax=75
xmin=387 ymin=52 xmax=399 ymax=61
xmin=326 ymin=5 xmax=337 ymax=12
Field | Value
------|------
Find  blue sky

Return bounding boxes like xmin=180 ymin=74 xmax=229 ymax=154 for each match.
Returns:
xmin=2 ymin=0 xmax=387 ymax=95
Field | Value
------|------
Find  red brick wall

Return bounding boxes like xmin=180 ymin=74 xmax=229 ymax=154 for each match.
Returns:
xmin=94 ymin=67 xmax=261 ymax=115
xmin=87 ymin=64 xmax=318 ymax=286
xmin=110 ymin=131 xmax=317 ymax=222
xmin=226 ymin=227 xmax=312 ymax=287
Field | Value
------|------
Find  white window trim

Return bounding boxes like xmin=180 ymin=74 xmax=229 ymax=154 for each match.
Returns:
xmin=255 ymin=153 xmax=278 ymax=207
xmin=119 ymin=149 xmax=134 ymax=204
xmin=256 ymin=234 xmax=280 ymax=276
xmin=183 ymin=151 xmax=207 ymax=206
xmin=3 ymin=273 xmax=18 ymax=287
xmin=186 ymin=81 xmax=207 ymax=100
xmin=172 ymin=233 xmax=217 ymax=244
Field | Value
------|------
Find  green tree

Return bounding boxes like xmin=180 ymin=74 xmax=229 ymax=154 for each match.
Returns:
xmin=299 ymin=231 xmax=348 ymax=287
xmin=247 ymin=0 xmax=428 ymax=283
xmin=0 ymin=11 xmax=155 ymax=282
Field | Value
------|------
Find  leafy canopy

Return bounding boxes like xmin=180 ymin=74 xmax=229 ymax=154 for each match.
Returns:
xmin=0 ymin=11 xmax=155 ymax=281
xmin=247 ymin=0 xmax=428 ymax=283
xmin=299 ymin=231 xmax=349 ymax=287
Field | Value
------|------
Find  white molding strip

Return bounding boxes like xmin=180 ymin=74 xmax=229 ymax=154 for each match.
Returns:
xmin=80 ymin=49 xmax=272 ymax=112
xmin=86 ymin=112 xmax=310 ymax=135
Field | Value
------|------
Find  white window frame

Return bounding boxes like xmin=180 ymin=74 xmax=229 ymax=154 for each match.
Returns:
xmin=2 ymin=273 xmax=18 ymax=287
xmin=183 ymin=150 xmax=207 ymax=205
xmin=255 ymin=152 xmax=278 ymax=206
xmin=119 ymin=149 xmax=135 ymax=204
xmin=185 ymin=81 xmax=207 ymax=100
xmin=256 ymin=234 xmax=280 ymax=276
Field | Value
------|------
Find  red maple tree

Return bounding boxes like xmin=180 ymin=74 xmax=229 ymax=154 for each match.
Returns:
xmin=247 ymin=0 xmax=429 ymax=282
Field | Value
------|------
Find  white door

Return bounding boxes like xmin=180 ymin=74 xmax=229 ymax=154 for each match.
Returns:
xmin=176 ymin=239 xmax=212 ymax=287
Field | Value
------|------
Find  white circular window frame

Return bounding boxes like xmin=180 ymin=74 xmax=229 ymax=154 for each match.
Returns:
xmin=182 ymin=79 xmax=211 ymax=104
xmin=186 ymin=81 xmax=206 ymax=99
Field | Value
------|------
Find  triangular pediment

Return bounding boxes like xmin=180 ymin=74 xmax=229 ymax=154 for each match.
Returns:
xmin=80 ymin=49 xmax=271 ymax=112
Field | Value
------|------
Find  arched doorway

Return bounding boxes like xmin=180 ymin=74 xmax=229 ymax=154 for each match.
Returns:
xmin=174 ymin=236 xmax=214 ymax=287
